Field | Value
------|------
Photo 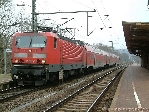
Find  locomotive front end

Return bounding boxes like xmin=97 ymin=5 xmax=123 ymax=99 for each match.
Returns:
xmin=11 ymin=33 xmax=48 ymax=85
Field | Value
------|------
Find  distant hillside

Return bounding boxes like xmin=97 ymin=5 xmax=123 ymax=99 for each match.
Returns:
xmin=117 ymin=49 xmax=140 ymax=64
xmin=116 ymin=49 xmax=130 ymax=55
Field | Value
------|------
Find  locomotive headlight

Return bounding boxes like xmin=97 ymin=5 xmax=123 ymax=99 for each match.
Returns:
xmin=15 ymin=59 xmax=19 ymax=63
xmin=41 ymin=60 xmax=46 ymax=64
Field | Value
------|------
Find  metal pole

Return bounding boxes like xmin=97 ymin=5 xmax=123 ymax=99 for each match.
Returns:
xmin=32 ymin=0 xmax=34 ymax=32
xmin=87 ymin=12 xmax=93 ymax=36
xmin=87 ymin=12 xmax=88 ymax=36
xmin=74 ymin=28 xmax=76 ymax=37
xmin=21 ymin=13 xmax=22 ymax=32
xmin=32 ymin=0 xmax=37 ymax=32
xmin=17 ymin=4 xmax=25 ymax=32
xmin=4 ymin=49 xmax=6 ymax=75
xmin=109 ymin=41 xmax=114 ymax=50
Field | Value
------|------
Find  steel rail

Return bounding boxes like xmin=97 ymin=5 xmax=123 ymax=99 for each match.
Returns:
xmin=43 ymin=67 xmax=121 ymax=112
xmin=86 ymin=67 xmax=126 ymax=112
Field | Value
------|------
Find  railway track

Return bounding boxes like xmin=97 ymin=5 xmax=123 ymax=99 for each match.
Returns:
xmin=87 ymin=67 xmax=125 ymax=112
xmin=44 ymin=66 xmax=125 ymax=112
xmin=0 ymin=86 xmax=33 ymax=103
xmin=0 ymin=65 xmax=126 ymax=112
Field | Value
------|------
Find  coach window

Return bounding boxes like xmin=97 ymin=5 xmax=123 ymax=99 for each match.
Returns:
xmin=54 ymin=37 xmax=57 ymax=48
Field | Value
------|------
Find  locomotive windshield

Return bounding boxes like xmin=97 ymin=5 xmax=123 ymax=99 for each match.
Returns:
xmin=16 ymin=36 xmax=46 ymax=48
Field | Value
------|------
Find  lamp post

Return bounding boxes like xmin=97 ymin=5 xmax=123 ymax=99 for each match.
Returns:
xmin=17 ymin=4 xmax=25 ymax=32
xmin=109 ymin=41 xmax=114 ymax=49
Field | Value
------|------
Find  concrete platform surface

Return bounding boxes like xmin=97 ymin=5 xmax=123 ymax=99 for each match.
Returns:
xmin=110 ymin=65 xmax=149 ymax=111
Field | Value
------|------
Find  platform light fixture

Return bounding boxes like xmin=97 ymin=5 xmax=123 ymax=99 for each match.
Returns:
xmin=109 ymin=41 xmax=114 ymax=50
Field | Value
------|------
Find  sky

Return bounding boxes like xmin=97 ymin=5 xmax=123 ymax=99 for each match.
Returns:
xmin=13 ymin=0 xmax=149 ymax=49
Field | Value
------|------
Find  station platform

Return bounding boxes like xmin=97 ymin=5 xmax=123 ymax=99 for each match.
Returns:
xmin=110 ymin=64 xmax=149 ymax=111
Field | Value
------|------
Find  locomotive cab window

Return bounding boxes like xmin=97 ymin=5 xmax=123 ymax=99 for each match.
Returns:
xmin=54 ymin=37 xmax=57 ymax=48
xmin=16 ymin=36 xmax=46 ymax=48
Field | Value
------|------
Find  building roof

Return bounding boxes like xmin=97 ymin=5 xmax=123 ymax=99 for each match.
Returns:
xmin=122 ymin=21 xmax=149 ymax=56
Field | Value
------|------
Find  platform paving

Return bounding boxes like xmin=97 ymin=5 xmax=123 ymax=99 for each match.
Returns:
xmin=110 ymin=64 xmax=149 ymax=111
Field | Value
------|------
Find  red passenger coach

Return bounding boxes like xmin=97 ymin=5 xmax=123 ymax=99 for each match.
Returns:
xmin=60 ymin=39 xmax=86 ymax=69
xmin=94 ymin=52 xmax=105 ymax=68
xmin=85 ymin=45 xmax=109 ymax=70
xmin=103 ymin=51 xmax=110 ymax=68
xmin=85 ymin=45 xmax=95 ymax=68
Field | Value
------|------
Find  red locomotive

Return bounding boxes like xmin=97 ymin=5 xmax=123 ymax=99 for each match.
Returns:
xmin=10 ymin=28 xmax=120 ymax=85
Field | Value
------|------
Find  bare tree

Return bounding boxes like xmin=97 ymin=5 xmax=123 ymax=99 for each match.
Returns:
xmin=0 ymin=0 xmax=16 ymax=73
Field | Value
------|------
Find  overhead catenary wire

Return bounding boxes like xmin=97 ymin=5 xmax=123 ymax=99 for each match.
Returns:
xmin=38 ymin=0 xmax=98 ymax=42
xmin=30 ymin=0 xmax=95 ymax=43
xmin=17 ymin=1 xmax=106 ymax=45
xmin=99 ymin=0 xmax=125 ymax=49
xmin=68 ymin=0 xmax=107 ymax=42
xmin=16 ymin=0 xmax=126 ymax=49
xmin=98 ymin=0 xmax=130 ymax=49
xmin=71 ymin=0 xmax=94 ymax=10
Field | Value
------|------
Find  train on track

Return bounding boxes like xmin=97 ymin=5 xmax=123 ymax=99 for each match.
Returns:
xmin=10 ymin=27 xmax=120 ymax=86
